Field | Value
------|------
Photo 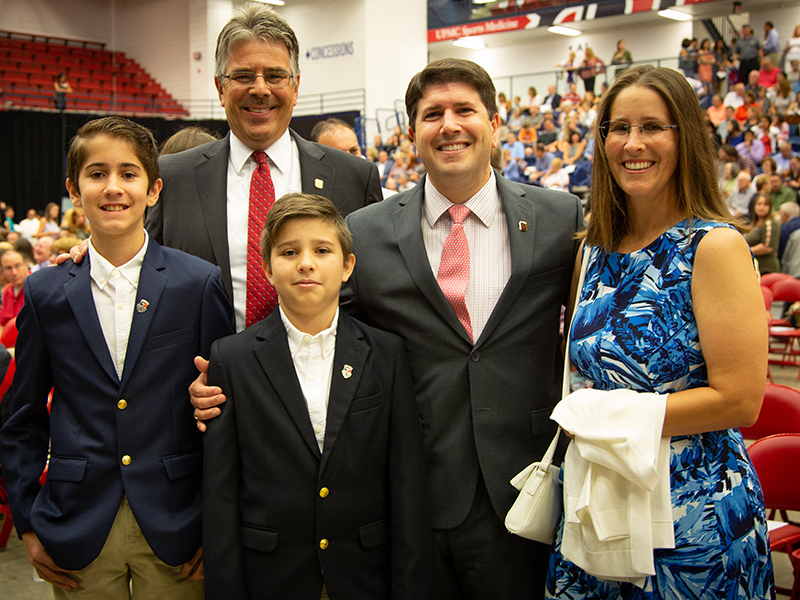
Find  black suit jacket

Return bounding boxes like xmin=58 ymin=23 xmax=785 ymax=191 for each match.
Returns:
xmin=341 ymin=174 xmax=582 ymax=530
xmin=203 ymin=311 xmax=431 ymax=600
xmin=145 ymin=130 xmax=382 ymax=302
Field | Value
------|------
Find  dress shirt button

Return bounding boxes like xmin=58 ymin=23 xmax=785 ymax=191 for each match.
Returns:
xmin=118 ymin=303 xmax=125 ymax=310
xmin=314 ymin=425 xmax=323 ymax=434
xmin=110 ymin=269 xmax=118 ymax=278
xmin=470 ymin=351 xmax=481 ymax=362
xmin=98 ymin=277 xmax=105 ymax=285
xmin=319 ymin=487 xmax=329 ymax=498
xmin=121 ymin=455 xmax=131 ymax=466
xmin=117 ymin=399 xmax=127 ymax=410
xmin=319 ymin=539 xmax=329 ymax=550
xmin=310 ymin=373 xmax=316 ymax=382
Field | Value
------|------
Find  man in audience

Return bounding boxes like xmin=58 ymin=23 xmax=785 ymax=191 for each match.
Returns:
xmin=538 ymin=117 xmax=560 ymax=146
xmin=773 ymin=141 xmax=797 ymax=174
xmin=734 ymin=24 xmax=762 ymax=85
xmin=310 ymin=117 xmax=362 ymax=157
xmin=502 ymin=132 xmax=525 ymax=159
xmin=376 ymin=149 xmax=395 ymax=187
xmin=757 ymin=57 xmax=779 ymax=90
xmin=0 ymin=250 xmax=29 ymax=326
xmin=746 ymin=69 xmax=762 ymax=96
xmin=727 ymin=170 xmax=754 ymax=218
xmin=526 ymin=143 xmax=555 ymax=184
xmin=541 ymin=85 xmax=561 ymax=111
xmin=707 ymin=94 xmax=726 ymax=126
xmin=719 ymin=144 xmax=758 ymax=179
xmin=563 ymin=82 xmax=581 ymax=105
xmin=145 ymin=2 xmax=381 ymax=332
xmin=763 ymin=21 xmax=781 ymax=67
xmin=778 ymin=201 xmax=800 ymax=260
xmin=17 ymin=209 xmax=40 ymax=242
xmin=30 ymin=236 xmax=53 ymax=272
xmin=723 ymin=82 xmax=746 ymax=110
xmin=770 ymin=174 xmax=796 ymax=209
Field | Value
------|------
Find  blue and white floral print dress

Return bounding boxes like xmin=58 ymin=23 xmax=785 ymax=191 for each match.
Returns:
xmin=546 ymin=219 xmax=774 ymax=600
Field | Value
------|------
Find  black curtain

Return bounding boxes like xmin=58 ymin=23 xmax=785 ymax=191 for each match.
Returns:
xmin=0 ymin=109 xmax=359 ymax=216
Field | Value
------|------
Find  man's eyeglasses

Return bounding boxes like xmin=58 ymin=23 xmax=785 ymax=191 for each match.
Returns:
xmin=223 ymin=70 xmax=294 ymax=89
xmin=599 ymin=121 xmax=678 ymax=140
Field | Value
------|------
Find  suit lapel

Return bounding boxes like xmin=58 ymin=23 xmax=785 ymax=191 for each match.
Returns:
xmin=477 ymin=175 xmax=536 ymax=345
xmin=393 ymin=181 xmax=471 ymax=343
xmin=120 ymin=239 xmax=167 ymax=388
xmin=63 ymin=258 xmax=120 ymax=384
xmin=253 ymin=313 xmax=321 ymax=459
xmin=320 ymin=314 xmax=369 ymax=472
xmin=195 ymin=136 xmax=233 ymax=297
xmin=293 ymin=131 xmax=336 ymax=201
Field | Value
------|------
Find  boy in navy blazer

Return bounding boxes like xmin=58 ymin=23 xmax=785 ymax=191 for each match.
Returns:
xmin=0 ymin=117 xmax=234 ymax=598
xmin=203 ymin=193 xmax=431 ymax=599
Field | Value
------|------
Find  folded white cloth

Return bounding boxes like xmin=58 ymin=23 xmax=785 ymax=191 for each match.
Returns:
xmin=551 ymin=388 xmax=675 ymax=587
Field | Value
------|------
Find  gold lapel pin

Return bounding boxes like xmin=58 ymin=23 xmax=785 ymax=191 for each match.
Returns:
xmin=341 ymin=365 xmax=353 ymax=379
xmin=136 ymin=299 xmax=149 ymax=313
xmin=519 ymin=221 xmax=528 ymax=232
xmin=315 ymin=178 xmax=324 ymax=190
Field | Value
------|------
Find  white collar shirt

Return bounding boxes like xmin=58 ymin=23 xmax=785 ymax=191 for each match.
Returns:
xmin=88 ymin=232 xmax=148 ymax=379
xmin=227 ymin=130 xmax=303 ymax=331
xmin=280 ymin=306 xmax=339 ymax=453
xmin=422 ymin=171 xmax=511 ymax=342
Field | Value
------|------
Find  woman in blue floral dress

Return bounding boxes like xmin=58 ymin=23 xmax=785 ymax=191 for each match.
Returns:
xmin=546 ymin=65 xmax=774 ymax=599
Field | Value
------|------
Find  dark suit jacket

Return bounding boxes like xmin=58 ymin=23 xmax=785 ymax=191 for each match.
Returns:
xmin=145 ymin=130 xmax=382 ymax=303
xmin=203 ymin=310 xmax=431 ymax=600
xmin=341 ymin=174 xmax=581 ymax=530
xmin=0 ymin=239 xmax=234 ymax=570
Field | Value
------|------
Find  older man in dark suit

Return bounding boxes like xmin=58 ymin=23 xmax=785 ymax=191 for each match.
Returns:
xmin=145 ymin=2 xmax=381 ymax=331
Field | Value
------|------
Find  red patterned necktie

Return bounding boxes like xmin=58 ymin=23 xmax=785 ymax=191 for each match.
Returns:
xmin=437 ymin=205 xmax=473 ymax=343
xmin=246 ymin=151 xmax=278 ymax=327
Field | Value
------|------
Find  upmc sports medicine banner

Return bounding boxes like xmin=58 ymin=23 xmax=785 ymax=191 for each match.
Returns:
xmin=428 ymin=0 xmax=723 ymax=43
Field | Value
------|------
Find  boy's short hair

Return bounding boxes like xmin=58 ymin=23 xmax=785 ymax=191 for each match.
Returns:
xmin=67 ymin=116 xmax=160 ymax=195
xmin=260 ymin=193 xmax=353 ymax=265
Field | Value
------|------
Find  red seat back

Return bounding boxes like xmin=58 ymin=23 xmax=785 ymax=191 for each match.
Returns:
xmin=740 ymin=384 xmax=800 ymax=440
xmin=747 ymin=433 xmax=800 ymax=512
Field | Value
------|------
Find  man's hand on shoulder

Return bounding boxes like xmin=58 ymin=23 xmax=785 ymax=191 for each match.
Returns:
xmin=190 ymin=356 xmax=226 ymax=432
xmin=55 ymin=238 xmax=89 ymax=265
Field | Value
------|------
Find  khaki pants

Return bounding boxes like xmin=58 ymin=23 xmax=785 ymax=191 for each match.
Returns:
xmin=53 ymin=497 xmax=203 ymax=600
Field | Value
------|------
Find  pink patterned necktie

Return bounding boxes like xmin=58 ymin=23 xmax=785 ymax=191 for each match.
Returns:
xmin=246 ymin=151 xmax=278 ymax=327
xmin=437 ymin=205 xmax=473 ymax=343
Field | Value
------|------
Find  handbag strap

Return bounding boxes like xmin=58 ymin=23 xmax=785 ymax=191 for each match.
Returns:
xmin=544 ymin=243 xmax=591 ymax=468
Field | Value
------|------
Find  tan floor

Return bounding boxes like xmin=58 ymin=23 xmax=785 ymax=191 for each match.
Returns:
xmin=1 ymin=366 xmax=798 ymax=599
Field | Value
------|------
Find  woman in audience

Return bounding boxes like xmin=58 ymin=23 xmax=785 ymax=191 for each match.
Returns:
xmin=697 ymin=38 xmax=715 ymax=97
xmin=61 ymin=207 xmax=90 ymax=240
xmin=36 ymin=202 xmax=60 ymax=240
xmin=561 ymin=130 xmax=587 ymax=167
xmin=720 ymin=161 xmax=740 ymax=198
xmin=610 ymin=39 xmax=633 ymax=77
xmin=556 ymin=51 xmax=577 ymax=85
xmin=761 ymin=156 xmax=778 ymax=179
xmin=772 ymin=78 xmax=793 ymax=116
xmin=736 ymin=127 xmax=766 ymax=165
xmin=785 ymin=25 xmax=800 ymax=67
xmin=578 ymin=47 xmax=604 ymax=95
xmin=52 ymin=72 xmax=72 ymax=111
xmin=12 ymin=238 xmax=35 ymax=268
xmin=713 ymin=38 xmax=731 ymax=94
xmin=546 ymin=64 xmax=772 ymax=600
xmin=746 ymin=194 xmax=782 ymax=274
xmin=540 ymin=157 xmax=569 ymax=192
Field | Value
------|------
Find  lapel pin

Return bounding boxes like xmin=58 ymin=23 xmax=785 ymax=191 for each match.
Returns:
xmin=136 ymin=299 xmax=150 ymax=314
xmin=519 ymin=221 xmax=528 ymax=232
xmin=341 ymin=364 xmax=353 ymax=379
xmin=315 ymin=178 xmax=324 ymax=190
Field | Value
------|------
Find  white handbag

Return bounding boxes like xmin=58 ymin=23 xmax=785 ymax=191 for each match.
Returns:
xmin=505 ymin=245 xmax=590 ymax=544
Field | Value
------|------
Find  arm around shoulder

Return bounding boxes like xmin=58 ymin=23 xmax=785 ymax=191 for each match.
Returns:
xmin=661 ymin=226 xmax=767 ymax=437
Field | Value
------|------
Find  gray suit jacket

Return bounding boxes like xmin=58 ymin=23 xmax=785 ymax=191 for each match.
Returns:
xmin=145 ymin=130 xmax=382 ymax=301
xmin=341 ymin=174 xmax=581 ymax=529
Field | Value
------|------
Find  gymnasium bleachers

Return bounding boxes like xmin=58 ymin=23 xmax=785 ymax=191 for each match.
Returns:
xmin=0 ymin=32 xmax=188 ymax=116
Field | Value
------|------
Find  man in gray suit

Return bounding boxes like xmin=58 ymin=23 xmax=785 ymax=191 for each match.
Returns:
xmin=145 ymin=3 xmax=381 ymax=330
xmin=194 ymin=58 xmax=580 ymax=597
xmin=341 ymin=59 xmax=581 ymax=598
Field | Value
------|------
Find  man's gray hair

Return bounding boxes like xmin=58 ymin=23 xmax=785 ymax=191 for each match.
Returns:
xmin=214 ymin=1 xmax=300 ymax=85
xmin=781 ymin=202 xmax=800 ymax=218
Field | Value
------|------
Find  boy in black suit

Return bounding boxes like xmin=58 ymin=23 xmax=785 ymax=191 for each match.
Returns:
xmin=202 ymin=193 xmax=430 ymax=600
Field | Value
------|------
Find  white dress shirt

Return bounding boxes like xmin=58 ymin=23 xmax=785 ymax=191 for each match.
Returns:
xmin=88 ymin=232 xmax=148 ymax=379
xmin=422 ymin=171 xmax=512 ymax=341
xmin=280 ymin=306 xmax=339 ymax=453
xmin=227 ymin=131 xmax=303 ymax=331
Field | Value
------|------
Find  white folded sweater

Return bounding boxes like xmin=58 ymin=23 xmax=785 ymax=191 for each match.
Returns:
xmin=551 ymin=388 xmax=675 ymax=587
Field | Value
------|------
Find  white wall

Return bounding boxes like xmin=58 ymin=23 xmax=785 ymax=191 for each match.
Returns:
xmin=0 ymin=0 xmax=112 ymax=45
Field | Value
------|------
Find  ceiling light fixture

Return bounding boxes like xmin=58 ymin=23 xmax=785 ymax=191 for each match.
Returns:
xmin=657 ymin=9 xmax=692 ymax=21
xmin=547 ymin=26 xmax=581 ymax=37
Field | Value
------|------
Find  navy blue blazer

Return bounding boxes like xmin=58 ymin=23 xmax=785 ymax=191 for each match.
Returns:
xmin=0 ymin=238 xmax=234 ymax=570
xmin=203 ymin=310 xmax=431 ymax=600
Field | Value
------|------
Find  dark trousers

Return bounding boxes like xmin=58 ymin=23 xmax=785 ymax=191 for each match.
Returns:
xmin=739 ymin=58 xmax=760 ymax=87
xmin=582 ymin=76 xmax=596 ymax=94
xmin=432 ymin=475 xmax=549 ymax=600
